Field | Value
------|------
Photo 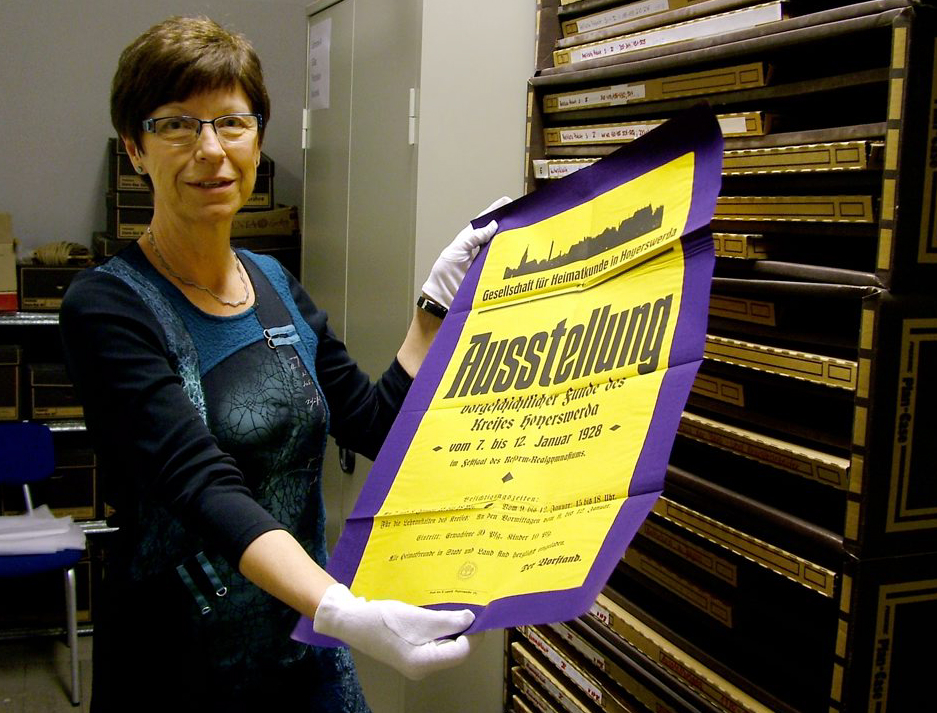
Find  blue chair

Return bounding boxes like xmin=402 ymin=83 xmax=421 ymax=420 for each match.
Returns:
xmin=0 ymin=422 xmax=84 ymax=706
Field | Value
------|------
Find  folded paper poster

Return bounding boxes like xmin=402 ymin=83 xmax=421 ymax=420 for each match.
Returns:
xmin=293 ymin=104 xmax=723 ymax=644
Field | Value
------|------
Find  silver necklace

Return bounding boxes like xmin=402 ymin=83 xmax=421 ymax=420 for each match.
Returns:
xmin=146 ymin=226 xmax=250 ymax=307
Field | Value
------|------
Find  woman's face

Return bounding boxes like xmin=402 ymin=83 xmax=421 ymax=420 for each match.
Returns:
xmin=126 ymin=84 xmax=260 ymax=228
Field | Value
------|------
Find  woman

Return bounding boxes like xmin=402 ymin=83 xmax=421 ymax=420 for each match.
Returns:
xmin=61 ymin=16 xmax=508 ymax=712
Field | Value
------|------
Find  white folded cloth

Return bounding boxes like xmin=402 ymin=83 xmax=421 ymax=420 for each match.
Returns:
xmin=0 ymin=505 xmax=86 ymax=554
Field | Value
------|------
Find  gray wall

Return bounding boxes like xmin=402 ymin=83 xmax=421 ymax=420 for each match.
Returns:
xmin=0 ymin=0 xmax=308 ymax=256
xmin=414 ymin=1 xmax=533 ymax=298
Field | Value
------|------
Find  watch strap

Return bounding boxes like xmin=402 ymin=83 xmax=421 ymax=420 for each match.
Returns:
xmin=416 ymin=295 xmax=449 ymax=319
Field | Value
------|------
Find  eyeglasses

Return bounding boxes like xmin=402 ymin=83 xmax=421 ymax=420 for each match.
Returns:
xmin=141 ymin=113 xmax=263 ymax=146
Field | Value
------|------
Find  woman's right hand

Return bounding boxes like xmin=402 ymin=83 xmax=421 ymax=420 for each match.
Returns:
xmin=312 ymin=583 xmax=479 ymax=679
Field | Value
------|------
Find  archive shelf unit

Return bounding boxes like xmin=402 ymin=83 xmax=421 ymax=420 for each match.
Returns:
xmin=506 ymin=1 xmax=937 ymax=712
xmin=0 ymin=311 xmax=114 ymax=638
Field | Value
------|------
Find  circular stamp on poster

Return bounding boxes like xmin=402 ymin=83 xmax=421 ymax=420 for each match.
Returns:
xmin=457 ymin=561 xmax=477 ymax=580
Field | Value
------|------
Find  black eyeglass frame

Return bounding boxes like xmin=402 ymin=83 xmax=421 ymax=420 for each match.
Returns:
xmin=141 ymin=113 xmax=264 ymax=145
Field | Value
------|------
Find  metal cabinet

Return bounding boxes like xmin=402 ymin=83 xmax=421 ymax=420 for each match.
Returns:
xmin=507 ymin=2 xmax=937 ymax=712
xmin=302 ymin=1 xmax=535 ymax=710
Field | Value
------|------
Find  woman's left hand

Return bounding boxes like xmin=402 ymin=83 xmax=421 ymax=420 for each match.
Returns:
xmin=421 ymin=196 xmax=512 ymax=309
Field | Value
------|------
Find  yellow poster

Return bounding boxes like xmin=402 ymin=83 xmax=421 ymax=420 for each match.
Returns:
xmin=294 ymin=104 xmax=722 ymax=639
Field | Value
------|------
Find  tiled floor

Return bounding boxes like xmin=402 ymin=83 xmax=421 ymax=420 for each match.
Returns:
xmin=0 ymin=634 xmax=92 ymax=712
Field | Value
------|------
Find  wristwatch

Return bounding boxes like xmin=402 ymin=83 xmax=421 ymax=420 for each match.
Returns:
xmin=416 ymin=295 xmax=448 ymax=319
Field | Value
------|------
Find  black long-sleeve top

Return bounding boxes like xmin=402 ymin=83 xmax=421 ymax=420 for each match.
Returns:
xmin=60 ymin=243 xmax=411 ymax=570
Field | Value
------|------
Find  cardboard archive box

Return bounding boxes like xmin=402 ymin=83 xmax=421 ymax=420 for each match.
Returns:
xmin=542 ymin=61 xmax=770 ymax=113
xmin=0 ymin=213 xmax=16 ymax=311
xmin=510 ymin=640 xmax=602 ymax=713
xmin=231 ymin=233 xmax=302 ymax=281
xmin=107 ymin=138 xmax=275 ymax=209
xmin=107 ymin=174 xmax=274 ymax=212
xmin=91 ymin=222 xmax=302 ymax=279
xmin=105 ymin=196 xmax=152 ymax=240
xmin=558 ymin=0 xmax=712 ymax=40
xmin=510 ymin=665 xmax=568 ymax=713
xmin=1 ymin=440 xmax=95 ymax=521
xmin=0 ymin=344 xmax=21 ymax=420
xmin=230 ymin=204 xmax=298 ymax=237
xmin=520 ymin=3 xmax=937 ymax=713
xmin=104 ymin=189 xmax=283 ymax=241
xmin=530 ymin=2 xmax=937 ymax=292
xmin=17 ymin=265 xmax=86 ymax=312
xmin=550 ymin=2 xmax=787 ymax=69
xmin=507 ymin=621 xmax=721 ymax=713
xmin=675 ymin=277 xmax=937 ymax=559
xmin=587 ymin=496 xmax=937 ymax=713
xmin=29 ymin=363 xmax=83 ymax=419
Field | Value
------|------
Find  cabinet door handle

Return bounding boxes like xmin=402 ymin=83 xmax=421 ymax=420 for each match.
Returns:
xmin=338 ymin=446 xmax=356 ymax=475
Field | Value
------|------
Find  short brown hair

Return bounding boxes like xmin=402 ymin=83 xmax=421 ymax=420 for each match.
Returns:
xmin=111 ymin=16 xmax=270 ymax=152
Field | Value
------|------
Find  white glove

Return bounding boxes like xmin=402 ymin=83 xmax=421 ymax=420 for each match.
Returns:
xmin=421 ymin=196 xmax=513 ymax=309
xmin=313 ymin=583 xmax=477 ymax=680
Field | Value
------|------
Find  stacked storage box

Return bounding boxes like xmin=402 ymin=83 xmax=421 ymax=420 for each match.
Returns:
xmin=0 ymin=311 xmax=101 ymax=631
xmin=100 ymin=137 xmax=301 ymax=278
xmin=104 ymin=137 xmax=275 ymax=238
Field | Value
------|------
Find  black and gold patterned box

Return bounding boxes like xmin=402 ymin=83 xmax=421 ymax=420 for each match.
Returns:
xmin=29 ymin=363 xmax=83 ymax=419
xmin=17 ymin=265 xmax=87 ymax=311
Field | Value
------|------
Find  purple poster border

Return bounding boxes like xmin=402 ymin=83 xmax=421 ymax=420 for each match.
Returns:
xmin=293 ymin=104 xmax=722 ymax=644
